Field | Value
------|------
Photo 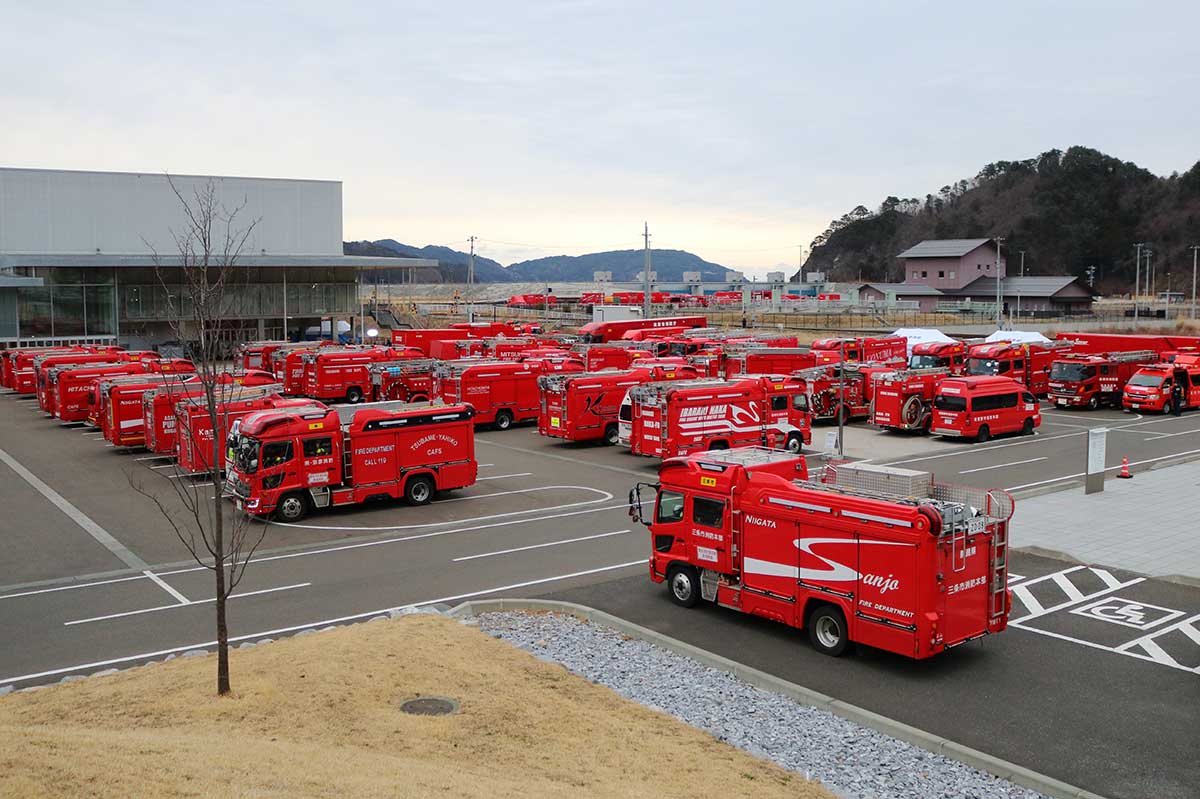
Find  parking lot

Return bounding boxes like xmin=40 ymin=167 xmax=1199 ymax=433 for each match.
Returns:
xmin=2 ymin=391 xmax=1198 ymax=798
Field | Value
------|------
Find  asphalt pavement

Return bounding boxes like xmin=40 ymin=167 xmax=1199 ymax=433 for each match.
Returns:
xmin=1 ymin=391 xmax=1198 ymax=799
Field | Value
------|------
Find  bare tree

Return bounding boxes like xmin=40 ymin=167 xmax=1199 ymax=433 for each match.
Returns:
xmin=131 ymin=176 xmax=266 ymax=695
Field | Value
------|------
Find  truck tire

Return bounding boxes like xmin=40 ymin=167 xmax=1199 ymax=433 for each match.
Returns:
xmin=1087 ymin=395 xmax=1100 ymax=411
xmin=667 ymin=565 xmax=700 ymax=608
xmin=808 ymin=605 xmax=848 ymax=656
xmin=1022 ymin=417 xmax=1035 ymax=435
xmin=785 ymin=433 xmax=803 ymax=453
xmin=275 ymin=492 xmax=309 ymax=523
xmin=604 ymin=423 xmax=620 ymax=445
xmin=346 ymin=386 xmax=364 ymax=404
xmin=494 ymin=409 xmax=514 ymax=430
xmin=411 ymin=393 xmax=429 ymax=403
xmin=976 ymin=424 xmax=991 ymax=443
xmin=404 ymin=474 xmax=435 ymax=506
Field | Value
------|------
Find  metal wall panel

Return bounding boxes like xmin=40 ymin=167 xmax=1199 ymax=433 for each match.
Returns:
xmin=0 ymin=168 xmax=342 ymax=256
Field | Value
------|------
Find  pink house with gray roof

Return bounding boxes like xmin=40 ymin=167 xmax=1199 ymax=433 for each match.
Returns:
xmin=897 ymin=238 xmax=1006 ymax=290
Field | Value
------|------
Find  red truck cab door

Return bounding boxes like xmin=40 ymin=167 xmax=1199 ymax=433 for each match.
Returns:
xmin=299 ymin=434 xmax=339 ymax=488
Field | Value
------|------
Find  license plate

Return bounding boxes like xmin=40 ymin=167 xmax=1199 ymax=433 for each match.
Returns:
xmin=1056 ymin=398 xmax=1066 ymax=405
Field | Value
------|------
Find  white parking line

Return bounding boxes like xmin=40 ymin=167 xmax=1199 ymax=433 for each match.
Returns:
xmin=1005 ymin=447 xmax=1200 ymax=491
xmin=453 ymin=529 xmax=631 ymax=562
xmin=64 ymin=583 xmax=310 ymax=626
xmin=475 ymin=472 xmax=533 ymax=481
xmin=0 ymin=573 xmax=149 ymax=601
xmin=958 ymin=456 xmax=1047 ymax=475
xmin=135 ymin=455 xmax=171 ymax=461
xmin=1 ymin=561 xmax=644 ymax=686
xmin=143 ymin=570 xmax=189 ymax=604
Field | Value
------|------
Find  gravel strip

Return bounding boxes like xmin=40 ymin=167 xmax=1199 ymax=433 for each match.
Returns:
xmin=478 ymin=611 xmax=1046 ymax=799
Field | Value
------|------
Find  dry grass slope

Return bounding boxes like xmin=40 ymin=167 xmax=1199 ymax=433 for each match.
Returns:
xmin=0 ymin=615 xmax=832 ymax=799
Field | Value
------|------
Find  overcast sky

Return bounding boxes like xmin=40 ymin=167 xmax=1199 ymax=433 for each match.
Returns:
xmin=3 ymin=1 xmax=1197 ymax=276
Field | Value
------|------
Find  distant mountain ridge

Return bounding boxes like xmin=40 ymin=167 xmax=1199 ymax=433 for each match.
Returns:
xmin=343 ymin=240 xmax=736 ymax=283
xmin=795 ymin=146 xmax=1200 ymax=291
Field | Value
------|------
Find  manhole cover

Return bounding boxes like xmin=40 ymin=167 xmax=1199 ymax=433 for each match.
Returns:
xmin=399 ymin=697 xmax=458 ymax=716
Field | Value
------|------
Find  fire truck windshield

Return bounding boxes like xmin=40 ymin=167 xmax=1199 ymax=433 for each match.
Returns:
xmin=909 ymin=354 xmax=948 ymax=369
xmin=1127 ymin=373 xmax=1165 ymax=387
xmin=933 ymin=394 xmax=967 ymax=412
xmin=232 ymin=437 xmax=261 ymax=474
xmin=1050 ymin=362 xmax=1095 ymax=382
xmin=967 ymin=358 xmax=1009 ymax=375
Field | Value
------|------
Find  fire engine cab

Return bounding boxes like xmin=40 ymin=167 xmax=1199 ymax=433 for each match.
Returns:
xmin=907 ymin=341 xmax=967 ymax=373
xmin=629 ymin=448 xmax=1014 ymax=659
xmin=627 ymin=375 xmax=811 ymax=458
xmin=1047 ymin=350 xmax=1159 ymax=409
xmin=226 ymin=401 xmax=477 ymax=520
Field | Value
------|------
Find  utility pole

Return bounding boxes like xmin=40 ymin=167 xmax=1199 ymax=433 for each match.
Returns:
xmin=467 ymin=235 xmax=477 ymax=324
xmin=1019 ymin=250 xmax=1026 ymax=277
xmin=642 ymin=222 xmax=652 ymax=320
xmin=837 ymin=339 xmax=845 ymax=457
xmin=994 ymin=237 xmax=1005 ymax=329
xmin=1146 ymin=249 xmax=1154 ymax=309
xmin=1134 ymin=243 xmax=1144 ymax=323
xmin=1190 ymin=244 xmax=1199 ymax=320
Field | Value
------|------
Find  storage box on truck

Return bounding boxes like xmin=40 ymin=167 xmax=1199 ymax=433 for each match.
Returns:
xmin=538 ymin=363 xmax=699 ymax=445
xmin=627 ymin=375 xmax=811 ymax=459
xmin=629 ymin=448 xmax=1014 ymax=659
xmin=391 ymin=328 xmax=470 ymax=355
xmin=369 ymin=358 xmax=437 ymax=402
xmin=810 ymin=336 xmax=907 ymax=365
xmin=175 ymin=392 xmax=320 ymax=475
xmin=433 ymin=359 xmax=540 ymax=429
xmin=930 ymin=376 xmax=1040 ymax=442
xmin=226 ymin=401 xmax=477 ymax=520
xmin=724 ymin=347 xmax=816 ymax=378
xmin=1047 ymin=350 xmax=1159 ymax=409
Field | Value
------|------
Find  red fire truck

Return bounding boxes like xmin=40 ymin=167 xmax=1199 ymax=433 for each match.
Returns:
xmin=433 ymin=359 xmax=541 ymax=429
xmin=538 ymin=363 xmax=699 ymax=445
xmin=930 ymin=376 xmax=1041 ymax=441
xmin=965 ymin=340 xmax=1073 ymax=395
xmin=630 ymin=448 xmax=1014 ymax=659
xmin=450 ymin=321 xmax=543 ymax=337
xmin=724 ymin=347 xmax=816 ymax=378
xmin=369 ymin=358 xmax=437 ymax=402
xmin=569 ymin=342 xmax=650 ymax=371
xmin=258 ymin=341 xmax=331 ymax=377
xmin=391 ymin=328 xmax=470 ymax=355
xmin=175 ymin=391 xmax=321 ymax=474
xmin=2 ymin=345 xmax=99 ymax=390
xmin=96 ymin=373 xmax=198 ymax=446
xmin=627 ymin=375 xmax=811 ymax=458
xmin=1122 ymin=362 xmax=1200 ymax=413
xmin=907 ymin=341 xmax=967 ymax=373
xmin=142 ymin=380 xmax=282 ymax=456
xmin=429 ymin=338 xmax=484 ymax=360
xmin=44 ymin=359 xmax=179 ymax=420
xmin=791 ymin=363 xmax=898 ymax=423
xmin=31 ymin=350 xmax=156 ymax=402
xmin=301 ymin=347 xmax=410 ymax=403
xmin=810 ymin=336 xmax=907 ymax=365
xmin=871 ymin=368 xmax=953 ymax=432
xmin=225 ymin=401 xmax=477 ymax=520
xmin=1048 ymin=350 xmax=1159 ymax=409
xmin=577 ymin=315 xmax=707 ymax=344
xmin=1054 ymin=332 xmax=1200 ymax=356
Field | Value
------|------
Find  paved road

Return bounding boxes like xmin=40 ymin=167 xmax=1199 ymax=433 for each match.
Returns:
xmin=1 ymin=392 xmax=1198 ymax=798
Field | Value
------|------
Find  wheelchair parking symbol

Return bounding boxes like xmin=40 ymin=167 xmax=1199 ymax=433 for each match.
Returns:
xmin=1070 ymin=597 xmax=1185 ymax=631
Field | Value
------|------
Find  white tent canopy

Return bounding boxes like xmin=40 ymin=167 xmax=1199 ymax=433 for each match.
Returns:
xmin=891 ymin=328 xmax=956 ymax=355
xmin=984 ymin=329 xmax=1051 ymax=345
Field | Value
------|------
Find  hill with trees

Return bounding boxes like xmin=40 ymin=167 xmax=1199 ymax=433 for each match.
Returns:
xmin=795 ymin=147 xmax=1200 ymax=293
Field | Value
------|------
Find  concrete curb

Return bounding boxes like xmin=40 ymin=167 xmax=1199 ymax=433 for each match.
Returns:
xmin=451 ymin=598 xmax=1110 ymax=799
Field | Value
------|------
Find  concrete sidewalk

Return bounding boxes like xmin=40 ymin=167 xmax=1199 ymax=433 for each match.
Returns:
xmin=1011 ymin=460 xmax=1200 ymax=583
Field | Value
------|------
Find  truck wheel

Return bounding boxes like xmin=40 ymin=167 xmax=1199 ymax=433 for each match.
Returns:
xmin=404 ymin=475 xmax=435 ymax=506
xmin=275 ymin=492 xmax=309 ymax=523
xmin=411 ymin=393 xmax=429 ymax=403
xmin=346 ymin=386 xmax=364 ymax=404
xmin=808 ymin=605 xmax=848 ymax=656
xmin=1022 ymin=417 xmax=1035 ymax=435
xmin=1087 ymin=395 xmax=1100 ymax=411
xmin=667 ymin=565 xmax=700 ymax=608
xmin=976 ymin=425 xmax=991 ymax=443
xmin=603 ymin=423 xmax=620 ymax=445
xmin=494 ymin=409 xmax=514 ymax=430
xmin=785 ymin=433 xmax=803 ymax=453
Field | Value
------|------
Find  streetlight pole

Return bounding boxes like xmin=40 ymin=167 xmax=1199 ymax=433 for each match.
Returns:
xmin=1146 ymin=250 xmax=1154 ymax=307
xmin=1019 ymin=250 xmax=1025 ymax=277
xmin=994 ymin=237 xmax=1005 ymax=329
xmin=1133 ymin=243 xmax=1144 ymax=323
xmin=642 ymin=222 xmax=652 ymax=320
xmin=467 ymin=235 xmax=476 ymax=324
xmin=837 ymin=339 xmax=845 ymax=457
xmin=1190 ymin=244 xmax=1199 ymax=320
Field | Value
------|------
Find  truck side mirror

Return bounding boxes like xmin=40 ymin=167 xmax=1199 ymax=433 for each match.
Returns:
xmin=628 ymin=486 xmax=644 ymax=524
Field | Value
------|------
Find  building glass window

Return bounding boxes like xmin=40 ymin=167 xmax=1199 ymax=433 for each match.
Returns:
xmin=85 ymin=285 xmax=115 ymax=334
xmin=53 ymin=285 xmax=86 ymax=336
xmin=938 ymin=270 xmax=944 ymax=278
xmin=18 ymin=287 xmax=53 ymax=337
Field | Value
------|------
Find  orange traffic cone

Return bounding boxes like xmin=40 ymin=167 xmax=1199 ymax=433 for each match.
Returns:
xmin=1117 ymin=456 xmax=1133 ymax=479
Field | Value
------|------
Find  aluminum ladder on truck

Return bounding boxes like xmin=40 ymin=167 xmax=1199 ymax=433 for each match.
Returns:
xmin=989 ymin=516 xmax=1009 ymax=622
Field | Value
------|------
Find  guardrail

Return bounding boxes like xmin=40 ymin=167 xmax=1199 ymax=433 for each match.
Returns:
xmin=0 ymin=335 xmax=118 ymax=350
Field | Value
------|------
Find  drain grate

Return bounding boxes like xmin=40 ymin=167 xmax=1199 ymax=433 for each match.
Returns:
xmin=399 ymin=697 xmax=458 ymax=716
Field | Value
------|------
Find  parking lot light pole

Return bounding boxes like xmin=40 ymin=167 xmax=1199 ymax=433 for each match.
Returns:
xmin=1190 ymin=245 xmax=1198 ymax=320
xmin=1133 ymin=243 xmax=1144 ymax=323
